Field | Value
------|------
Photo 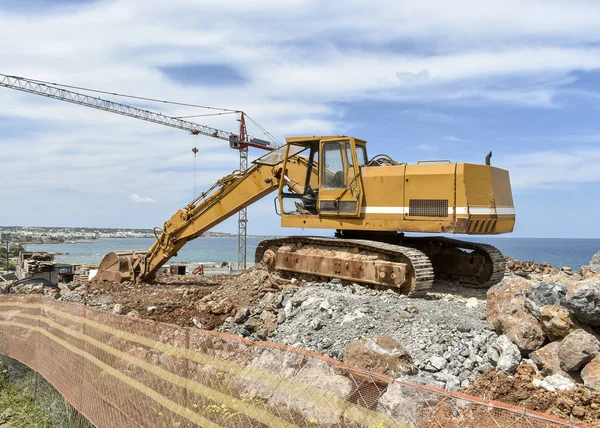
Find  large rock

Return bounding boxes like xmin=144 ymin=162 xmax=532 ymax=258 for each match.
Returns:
xmin=565 ymin=278 xmax=600 ymax=326
xmin=588 ymin=251 xmax=600 ymax=274
xmin=487 ymin=276 xmax=546 ymax=353
xmin=240 ymin=348 xmax=352 ymax=425
xmin=558 ymin=329 xmax=600 ymax=371
xmin=378 ymin=382 xmax=439 ymax=425
xmin=539 ymin=305 xmax=584 ymax=341
xmin=530 ymin=341 xmax=570 ymax=377
xmin=343 ymin=336 xmax=417 ymax=377
xmin=487 ymin=335 xmax=522 ymax=373
xmin=532 ymin=374 xmax=576 ymax=392
xmin=527 ymin=282 xmax=568 ymax=310
xmin=581 ymin=354 xmax=600 ymax=391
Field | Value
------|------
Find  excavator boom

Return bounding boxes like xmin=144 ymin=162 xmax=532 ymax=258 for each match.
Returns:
xmin=97 ymin=153 xmax=312 ymax=282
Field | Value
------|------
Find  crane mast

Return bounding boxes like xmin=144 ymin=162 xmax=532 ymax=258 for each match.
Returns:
xmin=0 ymin=73 xmax=272 ymax=270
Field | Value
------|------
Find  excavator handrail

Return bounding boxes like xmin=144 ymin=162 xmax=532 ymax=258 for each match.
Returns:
xmin=416 ymin=159 xmax=452 ymax=164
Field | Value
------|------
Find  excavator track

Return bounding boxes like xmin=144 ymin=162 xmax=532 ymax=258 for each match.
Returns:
xmin=255 ymin=236 xmax=434 ymax=296
xmin=400 ymin=236 xmax=506 ymax=288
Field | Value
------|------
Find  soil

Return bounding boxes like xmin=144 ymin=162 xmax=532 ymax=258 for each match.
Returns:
xmin=85 ymin=267 xmax=296 ymax=329
xmin=466 ymin=364 xmax=600 ymax=425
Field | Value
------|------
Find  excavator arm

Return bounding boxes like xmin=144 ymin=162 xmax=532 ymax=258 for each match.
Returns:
xmin=97 ymin=154 xmax=312 ymax=282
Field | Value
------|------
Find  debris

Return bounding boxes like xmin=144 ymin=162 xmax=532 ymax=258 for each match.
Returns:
xmin=487 ymin=335 xmax=521 ymax=373
xmin=191 ymin=317 xmax=203 ymax=329
xmin=532 ymin=374 xmax=576 ymax=391
xmin=343 ymin=336 xmax=417 ymax=377
xmin=112 ymin=303 xmax=125 ymax=315
xmin=506 ymin=258 xmax=559 ymax=276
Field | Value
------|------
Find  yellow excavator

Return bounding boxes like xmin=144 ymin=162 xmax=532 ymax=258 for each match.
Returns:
xmin=97 ymin=136 xmax=515 ymax=295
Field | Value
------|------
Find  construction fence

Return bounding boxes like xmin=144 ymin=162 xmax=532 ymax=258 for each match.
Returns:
xmin=0 ymin=294 xmax=580 ymax=428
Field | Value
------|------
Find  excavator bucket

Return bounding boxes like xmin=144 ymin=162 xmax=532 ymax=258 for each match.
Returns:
xmin=96 ymin=250 xmax=145 ymax=283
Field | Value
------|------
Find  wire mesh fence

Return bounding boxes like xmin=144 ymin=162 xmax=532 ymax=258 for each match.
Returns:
xmin=0 ymin=295 xmax=584 ymax=427
xmin=0 ymin=354 xmax=94 ymax=427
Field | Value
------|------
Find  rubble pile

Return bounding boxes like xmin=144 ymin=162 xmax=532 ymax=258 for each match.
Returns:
xmin=3 ymin=246 xmax=600 ymax=422
xmin=505 ymin=257 xmax=561 ymax=276
xmin=482 ymin=250 xmax=600 ymax=424
xmin=466 ymin=364 xmax=600 ymax=425
xmin=223 ymin=279 xmax=498 ymax=389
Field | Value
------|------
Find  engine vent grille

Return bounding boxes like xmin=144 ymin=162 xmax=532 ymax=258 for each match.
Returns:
xmin=409 ymin=199 xmax=448 ymax=217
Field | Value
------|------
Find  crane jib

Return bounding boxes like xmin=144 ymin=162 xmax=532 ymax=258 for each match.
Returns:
xmin=0 ymin=73 xmax=263 ymax=145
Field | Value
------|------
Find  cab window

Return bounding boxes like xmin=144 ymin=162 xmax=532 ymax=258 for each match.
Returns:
xmin=345 ymin=142 xmax=367 ymax=166
xmin=322 ymin=142 xmax=345 ymax=189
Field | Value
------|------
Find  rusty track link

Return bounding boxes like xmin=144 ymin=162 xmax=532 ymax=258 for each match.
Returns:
xmin=255 ymin=236 xmax=434 ymax=296
xmin=401 ymin=236 xmax=506 ymax=288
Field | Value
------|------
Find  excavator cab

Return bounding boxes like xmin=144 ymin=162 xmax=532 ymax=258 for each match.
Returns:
xmin=272 ymin=136 xmax=367 ymax=219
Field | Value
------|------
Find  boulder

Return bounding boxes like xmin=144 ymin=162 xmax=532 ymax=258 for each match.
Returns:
xmin=581 ymin=354 xmax=600 ymax=391
xmin=66 ymin=280 xmax=83 ymax=291
xmin=260 ymin=310 xmax=278 ymax=335
xmin=527 ymin=282 xmax=568 ymax=310
xmin=487 ymin=276 xmax=546 ymax=353
xmin=234 ymin=307 xmax=250 ymax=324
xmin=487 ymin=335 xmax=521 ymax=373
xmin=432 ymin=372 xmax=460 ymax=391
xmin=565 ymin=278 xmax=600 ymax=326
xmin=240 ymin=348 xmax=352 ymax=425
xmin=378 ymin=382 xmax=439 ymax=425
xmin=539 ymin=305 xmax=583 ymax=341
xmin=343 ymin=336 xmax=417 ymax=377
xmin=558 ymin=329 xmax=600 ymax=371
xmin=530 ymin=341 xmax=569 ymax=377
xmin=588 ymin=251 xmax=600 ymax=274
xmin=210 ymin=298 xmax=235 ymax=315
xmin=423 ymin=356 xmax=447 ymax=372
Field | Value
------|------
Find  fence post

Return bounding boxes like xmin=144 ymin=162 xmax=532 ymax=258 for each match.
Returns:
xmin=33 ymin=371 xmax=39 ymax=403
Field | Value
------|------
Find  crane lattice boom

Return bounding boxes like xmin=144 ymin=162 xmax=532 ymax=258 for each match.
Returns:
xmin=0 ymin=73 xmax=274 ymax=148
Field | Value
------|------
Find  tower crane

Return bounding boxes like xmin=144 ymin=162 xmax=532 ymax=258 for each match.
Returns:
xmin=0 ymin=73 xmax=273 ymax=270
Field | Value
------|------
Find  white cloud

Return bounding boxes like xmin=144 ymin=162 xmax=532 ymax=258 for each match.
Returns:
xmin=444 ymin=136 xmax=470 ymax=143
xmin=1 ymin=0 xmax=600 ymax=229
xmin=129 ymin=194 xmax=157 ymax=204
xmin=499 ymin=149 xmax=600 ymax=189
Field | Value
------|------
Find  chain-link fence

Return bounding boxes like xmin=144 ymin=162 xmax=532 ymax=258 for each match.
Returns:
xmin=0 ymin=295 xmax=582 ymax=427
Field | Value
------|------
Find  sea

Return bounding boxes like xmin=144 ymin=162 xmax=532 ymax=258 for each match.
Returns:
xmin=24 ymin=236 xmax=600 ymax=271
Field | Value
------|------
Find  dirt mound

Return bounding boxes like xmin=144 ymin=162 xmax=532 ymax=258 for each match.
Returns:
xmin=466 ymin=364 xmax=600 ymax=425
xmin=85 ymin=274 xmax=220 ymax=325
xmin=82 ymin=267 xmax=296 ymax=330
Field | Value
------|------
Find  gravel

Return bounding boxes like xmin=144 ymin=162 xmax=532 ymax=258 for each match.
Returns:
xmin=259 ymin=280 xmax=499 ymax=389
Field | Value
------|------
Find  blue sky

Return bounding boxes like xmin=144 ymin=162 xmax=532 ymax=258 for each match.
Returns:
xmin=1 ymin=0 xmax=600 ymax=238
